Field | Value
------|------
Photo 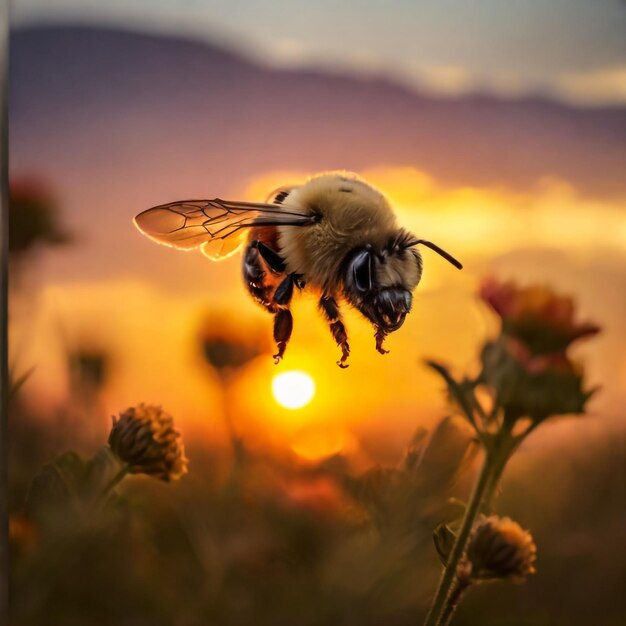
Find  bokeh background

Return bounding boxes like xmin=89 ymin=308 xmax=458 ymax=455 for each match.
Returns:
xmin=7 ymin=2 xmax=626 ymax=625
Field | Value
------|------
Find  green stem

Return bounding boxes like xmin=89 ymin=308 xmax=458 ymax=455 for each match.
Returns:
xmin=423 ymin=455 xmax=492 ymax=626
xmin=482 ymin=429 xmax=520 ymax=511
xmin=97 ymin=464 xmax=130 ymax=505
xmin=440 ymin=578 xmax=470 ymax=626
xmin=481 ymin=448 xmax=509 ymax=511
xmin=219 ymin=375 xmax=245 ymax=483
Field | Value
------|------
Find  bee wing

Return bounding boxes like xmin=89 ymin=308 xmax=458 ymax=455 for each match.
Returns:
xmin=134 ymin=198 xmax=315 ymax=261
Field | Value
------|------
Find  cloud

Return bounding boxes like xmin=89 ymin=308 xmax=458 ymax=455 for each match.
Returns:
xmin=552 ymin=65 xmax=626 ymax=106
xmin=411 ymin=65 xmax=476 ymax=97
xmin=406 ymin=62 xmax=626 ymax=106
xmin=13 ymin=167 xmax=626 ymax=459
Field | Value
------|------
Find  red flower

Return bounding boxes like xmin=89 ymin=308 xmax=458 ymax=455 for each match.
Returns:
xmin=9 ymin=175 xmax=70 ymax=257
xmin=504 ymin=337 xmax=574 ymax=375
xmin=9 ymin=176 xmax=55 ymax=204
xmin=480 ymin=278 xmax=599 ymax=355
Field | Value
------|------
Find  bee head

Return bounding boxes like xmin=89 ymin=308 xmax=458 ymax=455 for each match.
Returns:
xmin=342 ymin=242 xmax=416 ymax=333
xmin=342 ymin=233 xmax=462 ymax=333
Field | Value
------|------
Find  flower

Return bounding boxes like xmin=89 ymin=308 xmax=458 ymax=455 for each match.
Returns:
xmin=9 ymin=176 xmax=71 ymax=258
xmin=476 ymin=280 xmax=600 ymax=422
xmin=198 ymin=313 xmax=269 ymax=375
xmin=502 ymin=337 xmax=572 ymax=375
xmin=480 ymin=337 xmax=595 ymax=422
xmin=480 ymin=278 xmax=599 ymax=355
xmin=108 ymin=404 xmax=188 ymax=481
xmin=465 ymin=515 xmax=537 ymax=582
xmin=67 ymin=347 xmax=109 ymax=391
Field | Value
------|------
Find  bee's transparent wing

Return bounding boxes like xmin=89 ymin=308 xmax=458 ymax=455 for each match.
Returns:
xmin=134 ymin=198 xmax=315 ymax=261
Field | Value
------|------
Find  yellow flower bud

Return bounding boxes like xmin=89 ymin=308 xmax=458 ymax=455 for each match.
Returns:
xmin=466 ymin=516 xmax=537 ymax=582
xmin=108 ymin=404 xmax=188 ymax=481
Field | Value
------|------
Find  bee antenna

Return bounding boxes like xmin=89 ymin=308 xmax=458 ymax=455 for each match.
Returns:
xmin=411 ymin=239 xmax=463 ymax=269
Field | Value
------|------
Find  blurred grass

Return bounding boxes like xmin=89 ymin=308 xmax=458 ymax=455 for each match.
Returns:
xmin=9 ymin=387 xmax=472 ymax=625
xmin=8 ymin=383 xmax=626 ymax=625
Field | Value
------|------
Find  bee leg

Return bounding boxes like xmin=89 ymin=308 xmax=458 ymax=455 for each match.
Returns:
xmin=272 ymin=273 xmax=309 ymax=362
xmin=271 ymin=273 xmax=297 ymax=361
xmin=319 ymin=295 xmax=350 ymax=368
xmin=375 ymin=327 xmax=390 ymax=355
xmin=273 ymin=273 xmax=295 ymax=306
xmin=255 ymin=240 xmax=287 ymax=274
xmin=273 ymin=271 xmax=306 ymax=306
xmin=273 ymin=309 xmax=293 ymax=364
xmin=243 ymin=243 xmax=295 ymax=363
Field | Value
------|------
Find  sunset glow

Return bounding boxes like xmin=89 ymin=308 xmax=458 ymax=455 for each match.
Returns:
xmin=12 ymin=165 xmax=625 ymax=451
xmin=272 ymin=371 xmax=316 ymax=410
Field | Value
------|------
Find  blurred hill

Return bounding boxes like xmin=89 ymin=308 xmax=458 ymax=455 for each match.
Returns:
xmin=10 ymin=24 xmax=626 ymax=197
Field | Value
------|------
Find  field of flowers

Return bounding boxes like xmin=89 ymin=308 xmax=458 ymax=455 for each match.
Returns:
xmin=9 ymin=183 xmax=623 ymax=625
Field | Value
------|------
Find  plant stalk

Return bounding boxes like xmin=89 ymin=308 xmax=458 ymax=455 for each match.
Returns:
xmin=440 ymin=578 xmax=470 ymax=626
xmin=482 ymin=428 xmax=519 ymax=511
xmin=219 ymin=374 xmax=245 ymax=481
xmin=423 ymin=454 xmax=492 ymax=626
xmin=97 ymin=464 xmax=130 ymax=505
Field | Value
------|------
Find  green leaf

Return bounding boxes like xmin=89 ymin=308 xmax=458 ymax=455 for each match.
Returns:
xmin=426 ymin=360 xmax=478 ymax=430
xmin=401 ymin=427 xmax=429 ymax=472
xmin=26 ymin=451 xmax=87 ymax=523
xmin=413 ymin=417 xmax=475 ymax=490
xmin=25 ymin=447 xmax=127 ymax=527
xmin=84 ymin=446 xmax=125 ymax=499
xmin=433 ymin=523 xmax=457 ymax=566
xmin=9 ymin=366 xmax=37 ymax=396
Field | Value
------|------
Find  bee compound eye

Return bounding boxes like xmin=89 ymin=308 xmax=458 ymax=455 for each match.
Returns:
xmin=351 ymin=249 xmax=372 ymax=292
xmin=404 ymin=291 xmax=412 ymax=309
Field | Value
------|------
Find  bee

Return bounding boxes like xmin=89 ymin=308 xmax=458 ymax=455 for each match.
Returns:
xmin=134 ymin=171 xmax=462 ymax=367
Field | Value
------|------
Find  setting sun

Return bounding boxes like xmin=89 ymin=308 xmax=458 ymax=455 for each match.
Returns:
xmin=272 ymin=371 xmax=316 ymax=409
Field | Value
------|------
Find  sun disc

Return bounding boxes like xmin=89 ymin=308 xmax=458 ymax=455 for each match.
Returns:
xmin=272 ymin=371 xmax=316 ymax=409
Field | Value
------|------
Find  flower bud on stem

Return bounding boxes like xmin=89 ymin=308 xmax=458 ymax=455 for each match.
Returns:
xmin=424 ymin=455 xmax=492 ymax=626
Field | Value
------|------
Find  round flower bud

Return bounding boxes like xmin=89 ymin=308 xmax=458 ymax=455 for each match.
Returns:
xmin=466 ymin=516 xmax=537 ymax=582
xmin=198 ymin=313 xmax=268 ymax=374
xmin=108 ymin=404 xmax=188 ymax=481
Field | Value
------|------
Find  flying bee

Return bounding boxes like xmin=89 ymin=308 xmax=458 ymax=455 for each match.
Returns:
xmin=134 ymin=171 xmax=462 ymax=367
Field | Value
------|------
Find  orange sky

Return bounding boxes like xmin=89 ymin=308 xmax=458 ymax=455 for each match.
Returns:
xmin=10 ymin=166 xmax=626 ymax=464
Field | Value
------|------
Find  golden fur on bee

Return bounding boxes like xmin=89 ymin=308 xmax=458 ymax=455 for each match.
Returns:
xmin=272 ymin=172 xmax=423 ymax=295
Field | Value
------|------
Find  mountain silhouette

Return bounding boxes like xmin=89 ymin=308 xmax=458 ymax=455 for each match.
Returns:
xmin=10 ymin=25 xmax=626 ymax=197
